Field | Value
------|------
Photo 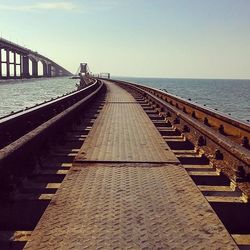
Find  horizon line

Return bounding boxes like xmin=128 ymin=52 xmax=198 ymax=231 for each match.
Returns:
xmin=112 ymin=75 xmax=250 ymax=81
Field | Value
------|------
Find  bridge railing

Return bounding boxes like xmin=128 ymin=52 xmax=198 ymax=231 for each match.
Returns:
xmin=0 ymin=79 xmax=100 ymax=149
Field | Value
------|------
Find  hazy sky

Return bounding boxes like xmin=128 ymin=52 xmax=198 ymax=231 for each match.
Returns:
xmin=0 ymin=0 xmax=250 ymax=78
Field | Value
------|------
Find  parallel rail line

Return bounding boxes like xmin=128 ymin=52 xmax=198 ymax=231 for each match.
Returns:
xmin=114 ymin=80 xmax=250 ymax=145
xmin=0 ymin=80 xmax=105 ymax=198
xmin=0 ymin=78 xmax=249 ymax=249
xmin=115 ymin=81 xmax=250 ymax=249
xmin=0 ymin=99 xmax=105 ymax=248
xmin=114 ymin=80 xmax=250 ymax=199
xmin=0 ymin=79 xmax=99 ymax=149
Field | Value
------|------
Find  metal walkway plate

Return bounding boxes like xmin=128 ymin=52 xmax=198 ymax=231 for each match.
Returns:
xmin=75 ymin=82 xmax=178 ymax=163
xmin=24 ymin=81 xmax=238 ymax=249
xmin=24 ymin=164 xmax=237 ymax=249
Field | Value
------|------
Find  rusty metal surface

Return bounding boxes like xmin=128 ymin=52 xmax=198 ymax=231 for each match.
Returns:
xmin=116 ymin=80 xmax=250 ymax=198
xmin=0 ymin=82 xmax=104 ymax=164
xmin=75 ymin=81 xmax=178 ymax=163
xmin=23 ymin=81 xmax=238 ymax=249
xmin=24 ymin=164 xmax=238 ymax=250
xmin=114 ymin=79 xmax=250 ymax=141
xmin=0 ymin=80 xmax=100 ymax=149
xmin=105 ymin=81 xmax=135 ymax=102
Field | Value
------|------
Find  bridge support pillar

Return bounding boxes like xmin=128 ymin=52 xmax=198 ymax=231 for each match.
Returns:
xmin=43 ymin=63 xmax=48 ymax=77
xmin=13 ymin=51 xmax=17 ymax=78
xmin=32 ymin=60 xmax=38 ymax=77
xmin=21 ymin=55 xmax=30 ymax=78
xmin=0 ymin=48 xmax=2 ymax=78
xmin=6 ymin=49 xmax=10 ymax=78
xmin=55 ymin=67 xmax=60 ymax=77
xmin=47 ymin=64 xmax=52 ymax=77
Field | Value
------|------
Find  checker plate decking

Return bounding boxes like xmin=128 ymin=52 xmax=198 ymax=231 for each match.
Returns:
xmin=24 ymin=164 xmax=237 ymax=249
xmin=75 ymin=82 xmax=177 ymax=163
xmin=24 ymin=82 xmax=238 ymax=249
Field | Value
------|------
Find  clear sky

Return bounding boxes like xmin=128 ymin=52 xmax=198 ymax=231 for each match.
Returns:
xmin=0 ymin=0 xmax=250 ymax=78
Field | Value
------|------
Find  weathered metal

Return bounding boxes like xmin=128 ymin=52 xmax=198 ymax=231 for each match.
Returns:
xmin=0 ymin=80 xmax=99 ymax=149
xmin=24 ymin=164 xmax=238 ymax=250
xmin=75 ymin=81 xmax=177 ymax=163
xmin=0 ymin=78 xmax=249 ymax=249
xmin=0 ymin=81 xmax=105 ymax=199
xmin=113 ymin=79 xmax=250 ymax=198
xmin=23 ymin=81 xmax=238 ymax=249
xmin=114 ymin=80 xmax=249 ymax=145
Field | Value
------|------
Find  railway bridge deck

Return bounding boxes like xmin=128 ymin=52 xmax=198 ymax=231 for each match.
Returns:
xmin=23 ymin=81 xmax=238 ymax=249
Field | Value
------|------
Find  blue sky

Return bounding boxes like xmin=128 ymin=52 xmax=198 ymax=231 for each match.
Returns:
xmin=0 ymin=0 xmax=250 ymax=78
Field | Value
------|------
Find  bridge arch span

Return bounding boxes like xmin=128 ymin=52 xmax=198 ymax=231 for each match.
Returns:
xmin=0 ymin=38 xmax=72 ymax=79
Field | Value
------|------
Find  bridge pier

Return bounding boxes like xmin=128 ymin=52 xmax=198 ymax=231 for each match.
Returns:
xmin=43 ymin=62 xmax=48 ymax=77
xmin=13 ymin=52 xmax=16 ymax=78
xmin=32 ymin=60 xmax=38 ymax=77
xmin=47 ymin=64 xmax=52 ymax=77
xmin=21 ymin=55 xmax=30 ymax=78
xmin=55 ymin=67 xmax=60 ymax=77
xmin=6 ymin=49 xmax=10 ymax=78
xmin=0 ymin=48 xmax=2 ymax=78
xmin=13 ymin=51 xmax=17 ymax=78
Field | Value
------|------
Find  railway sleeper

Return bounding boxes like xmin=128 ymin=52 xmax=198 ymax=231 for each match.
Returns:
xmin=133 ymin=92 xmax=250 ymax=249
xmin=144 ymin=110 xmax=157 ymax=114
xmin=0 ymin=90 xmax=106 ymax=249
xmin=158 ymin=129 xmax=181 ymax=136
xmin=151 ymin=121 xmax=169 ymax=127
xmin=167 ymin=139 xmax=194 ymax=150
xmin=147 ymin=114 xmax=164 ymax=120
xmin=164 ymin=137 xmax=185 ymax=142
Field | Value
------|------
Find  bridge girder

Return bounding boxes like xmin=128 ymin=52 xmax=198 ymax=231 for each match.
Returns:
xmin=0 ymin=38 xmax=72 ymax=79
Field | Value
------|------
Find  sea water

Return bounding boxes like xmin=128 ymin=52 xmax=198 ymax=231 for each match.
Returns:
xmin=0 ymin=76 xmax=249 ymax=122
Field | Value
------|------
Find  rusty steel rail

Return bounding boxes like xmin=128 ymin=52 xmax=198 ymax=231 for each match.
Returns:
xmin=114 ymin=80 xmax=250 ymax=146
xmin=0 ymin=80 xmax=105 ymax=198
xmin=0 ymin=79 xmax=99 ymax=149
xmin=112 ymin=79 xmax=250 ymax=198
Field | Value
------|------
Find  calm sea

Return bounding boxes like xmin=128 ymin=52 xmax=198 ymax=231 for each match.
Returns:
xmin=117 ymin=77 xmax=250 ymax=122
xmin=0 ymin=77 xmax=249 ymax=122
xmin=0 ymin=77 xmax=78 ymax=118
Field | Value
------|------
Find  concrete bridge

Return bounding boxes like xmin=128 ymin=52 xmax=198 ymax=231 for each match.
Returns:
xmin=0 ymin=38 xmax=72 ymax=79
xmin=0 ymin=78 xmax=249 ymax=249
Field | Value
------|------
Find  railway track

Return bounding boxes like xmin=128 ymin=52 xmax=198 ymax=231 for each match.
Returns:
xmin=0 ymin=78 xmax=249 ymax=249
xmin=0 ymin=79 xmax=101 ymax=149
xmin=0 ymin=81 xmax=106 ymax=249
xmin=120 ymin=82 xmax=250 ymax=249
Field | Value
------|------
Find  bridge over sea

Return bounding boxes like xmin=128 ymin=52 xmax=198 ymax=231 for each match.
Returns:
xmin=0 ymin=75 xmax=249 ymax=248
xmin=0 ymin=38 xmax=72 ymax=79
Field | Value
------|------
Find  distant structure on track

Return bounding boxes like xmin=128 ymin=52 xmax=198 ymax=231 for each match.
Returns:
xmin=75 ymin=63 xmax=110 ymax=79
